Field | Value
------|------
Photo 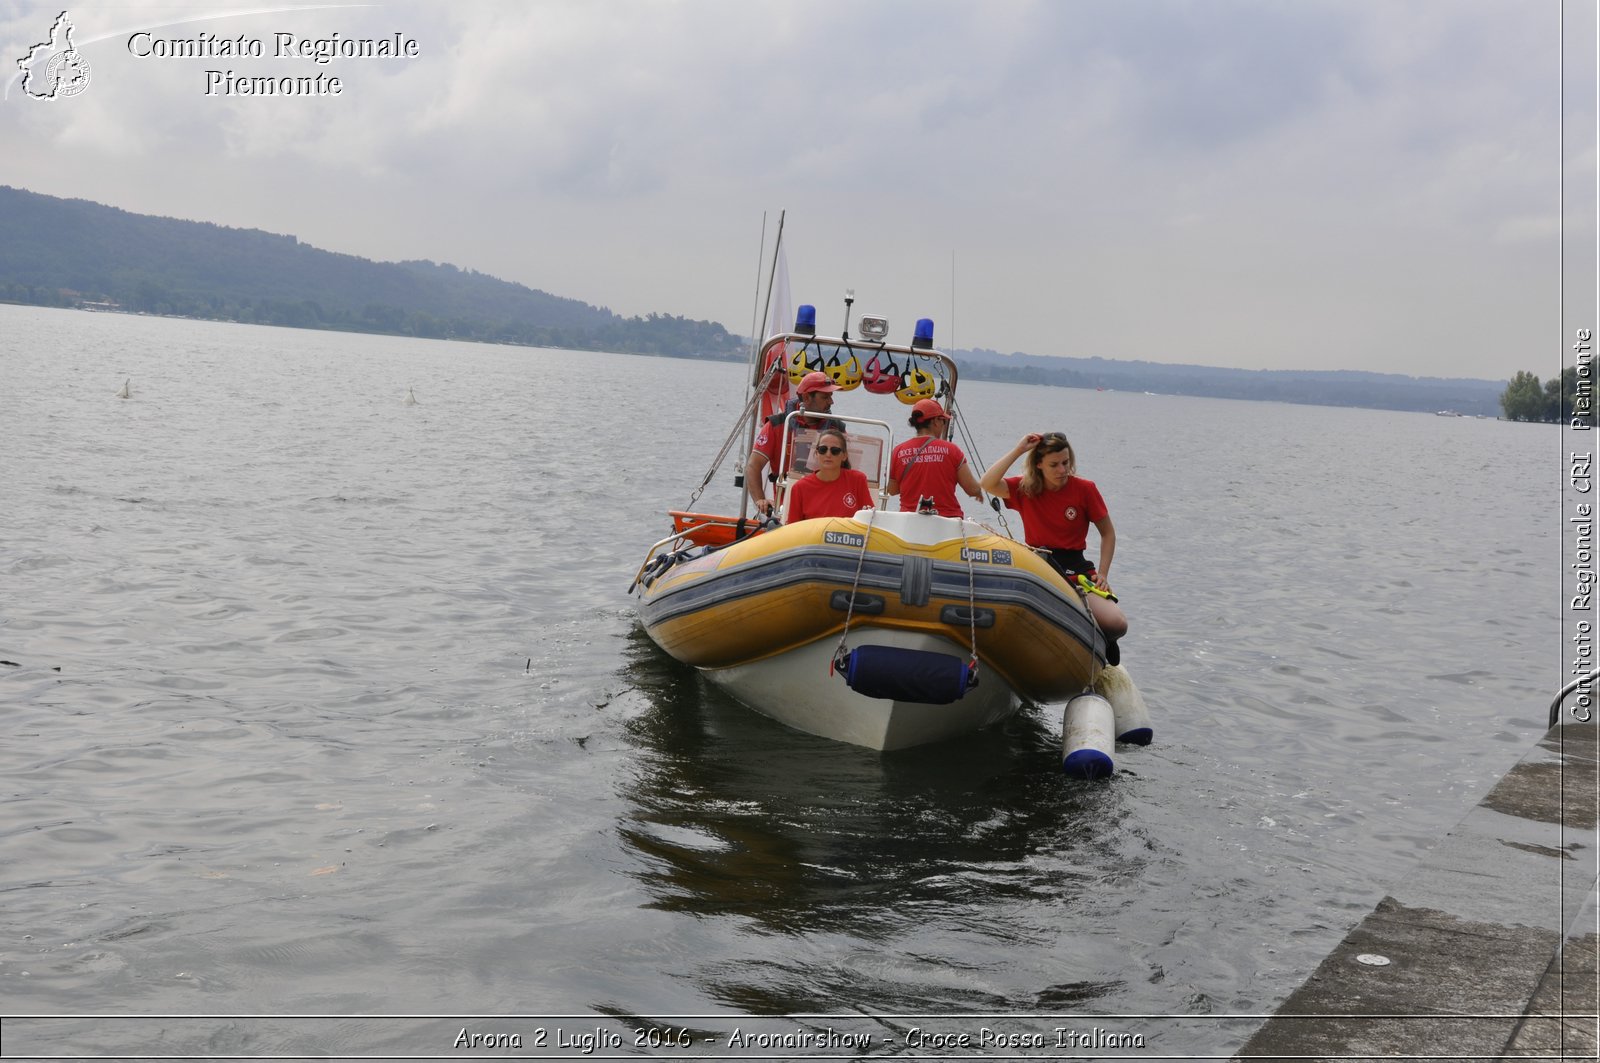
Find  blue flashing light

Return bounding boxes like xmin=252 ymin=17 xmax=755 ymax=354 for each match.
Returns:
xmin=795 ymin=304 xmax=816 ymax=335
xmin=912 ymin=317 xmax=935 ymax=349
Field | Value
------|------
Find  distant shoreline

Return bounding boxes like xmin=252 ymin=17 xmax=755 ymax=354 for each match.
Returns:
xmin=7 ymin=298 xmax=1517 ymax=419
xmin=4 ymin=296 xmax=750 ymax=361
xmin=1 ymin=184 xmax=1513 ymax=417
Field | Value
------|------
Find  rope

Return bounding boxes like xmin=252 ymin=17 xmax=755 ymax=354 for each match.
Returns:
xmin=1086 ymin=605 xmax=1105 ymax=686
xmin=944 ymin=389 xmax=1014 ymax=539
xmin=1070 ymin=569 xmax=1106 ymax=686
xmin=829 ymin=507 xmax=879 ymax=675
xmin=959 ymin=520 xmax=980 ymax=681
xmin=684 ymin=358 xmax=782 ymax=511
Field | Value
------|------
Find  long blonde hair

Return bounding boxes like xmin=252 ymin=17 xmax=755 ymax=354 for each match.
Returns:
xmin=1018 ymin=432 xmax=1077 ymax=497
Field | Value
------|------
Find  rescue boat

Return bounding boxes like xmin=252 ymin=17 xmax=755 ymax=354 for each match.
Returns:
xmin=637 ymin=508 xmax=1105 ymax=749
xmin=630 ymin=281 xmax=1111 ymax=751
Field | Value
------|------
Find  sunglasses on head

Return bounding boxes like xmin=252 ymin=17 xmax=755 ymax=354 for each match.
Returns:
xmin=814 ymin=445 xmax=846 ymax=456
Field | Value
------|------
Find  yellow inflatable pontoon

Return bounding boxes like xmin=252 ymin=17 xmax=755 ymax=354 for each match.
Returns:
xmin=637 ymin=508 xmax=1103 ymax=749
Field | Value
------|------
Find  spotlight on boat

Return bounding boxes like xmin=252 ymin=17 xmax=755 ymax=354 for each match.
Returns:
xmin=912 ymin=318 xmax=935 ymax=349
xmin=857 ymin=315 xmax=889 ymax=342
xmin=794 ymin=305 xmax=816 ymax=335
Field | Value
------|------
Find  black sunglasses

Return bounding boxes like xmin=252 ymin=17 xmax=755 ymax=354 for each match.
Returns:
xmin=814 ymin=445 xmax=846 ymax=456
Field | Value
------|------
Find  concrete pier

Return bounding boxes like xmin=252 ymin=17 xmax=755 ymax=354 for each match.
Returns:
xmin=1236 ymin=721 xmax=1597 ymax=1060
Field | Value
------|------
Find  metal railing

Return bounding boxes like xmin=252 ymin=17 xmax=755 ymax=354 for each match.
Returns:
xmin=1549 ymin=670 xmax=1599 ymax=728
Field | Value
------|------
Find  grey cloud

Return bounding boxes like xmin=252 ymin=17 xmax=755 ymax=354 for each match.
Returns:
xmin=0 ymin=0 xmax=1577 ymax=379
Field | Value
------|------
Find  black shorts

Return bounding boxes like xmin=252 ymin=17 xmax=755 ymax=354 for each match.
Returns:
xmin=1043 ymin=548 xmax=1096 ymax=581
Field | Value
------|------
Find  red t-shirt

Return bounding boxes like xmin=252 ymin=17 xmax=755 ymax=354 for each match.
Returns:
xmin=1001 ymin=475 xmax=1108 ymax=550
xmin=786 ymin=469 xmax=874 ymax=522
xmin=889 ymin=436 xmax=968 ymax=517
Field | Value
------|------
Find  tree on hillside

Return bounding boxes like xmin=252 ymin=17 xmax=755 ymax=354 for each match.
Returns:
xmin=1554 ymin=365 xmax=1596 ymax=426
xmin=1500 ymin=370 xmax=1548 ymax=421
xmin=1500 ymin=366 xmax=1594 ymax=424
xmin=1544 ymin=374 xmax=1565 ymax=420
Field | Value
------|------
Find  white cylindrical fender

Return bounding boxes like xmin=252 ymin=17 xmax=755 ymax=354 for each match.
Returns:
xmin=1093 ymin=663 xmax=1153 ymax=746
xmin=1061 ymin=692 xmax=1115 ymax=779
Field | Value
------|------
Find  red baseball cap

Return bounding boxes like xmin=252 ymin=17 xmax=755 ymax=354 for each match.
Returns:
xmin=797 ymin=371 xmax=841 ymax=395
xmin=911 ymin=398 xmax=948 ymax=422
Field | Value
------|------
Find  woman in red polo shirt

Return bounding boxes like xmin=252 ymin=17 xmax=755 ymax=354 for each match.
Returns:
xmin=886 ymin=398 xmax=983 ymax=517
xmin=784 ymin=428 xmax=875 ymax=522
xmin=979 ymin=431 xmax=1128 ymax=662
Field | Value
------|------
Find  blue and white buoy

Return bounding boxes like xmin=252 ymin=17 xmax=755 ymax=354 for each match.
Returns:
xmin=1093 ymin=664 xmax=1153 ymax=746
xmin=1061 ymin=692 xmax=1115 ymax=779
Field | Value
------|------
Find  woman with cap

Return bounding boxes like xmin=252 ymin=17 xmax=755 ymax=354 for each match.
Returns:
xmin=979 ymin=431 xmax=1128 ymax=662
xmin=784 ymin=427 xmax=875 ymax=522
xmin=745 ymin=370 xmax=843 ymax=518
xmin=885 ymin=398 xmax=982 ymax=517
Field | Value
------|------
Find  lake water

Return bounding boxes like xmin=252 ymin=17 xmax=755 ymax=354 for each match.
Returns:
xmin=0 ymin=303 xmax=1563 ymax=1058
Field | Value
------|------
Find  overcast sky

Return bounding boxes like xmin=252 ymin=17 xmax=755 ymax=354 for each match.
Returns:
xmin=3 ymin=0 xmax=1593 ymax=380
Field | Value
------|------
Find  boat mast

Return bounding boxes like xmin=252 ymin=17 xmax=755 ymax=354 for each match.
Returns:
xmin=745 ymin=211 xmax=770 ymax=381
xmin=751 ymin=210 xmax=786 ymax=386
xmin=737 ymin=210 xmax=786 ymax=524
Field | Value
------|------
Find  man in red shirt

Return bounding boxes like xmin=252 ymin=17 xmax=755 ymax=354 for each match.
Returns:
xmin=745 ymin=371 xmax=842 ymax=517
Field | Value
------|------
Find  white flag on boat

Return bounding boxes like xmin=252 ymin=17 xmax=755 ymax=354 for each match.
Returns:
xmin=759 ymin=238 xmax=794 ymax=424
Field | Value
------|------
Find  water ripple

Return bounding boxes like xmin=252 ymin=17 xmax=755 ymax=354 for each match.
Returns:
xmin=0 ymin=307 xmax=1562 ymax=1058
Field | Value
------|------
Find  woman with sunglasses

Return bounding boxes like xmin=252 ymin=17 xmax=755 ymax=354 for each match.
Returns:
xmin=886 ymin=398 xmax=983 ymax=517
xmin=784 ymin=428 xmax=876 ymax=522
xmin=979 ymin=431 xmax=1129 ymax=662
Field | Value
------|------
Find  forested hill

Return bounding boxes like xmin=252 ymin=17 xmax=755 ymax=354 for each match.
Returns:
xmin=1 ymin=185 xmax=1507 ymax=414
xmin=0 ymin=185 xmax=743 ymax=358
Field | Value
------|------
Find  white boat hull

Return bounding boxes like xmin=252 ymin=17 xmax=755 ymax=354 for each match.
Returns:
xmin=703 ymin=627 xmax=1021 ymax=751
